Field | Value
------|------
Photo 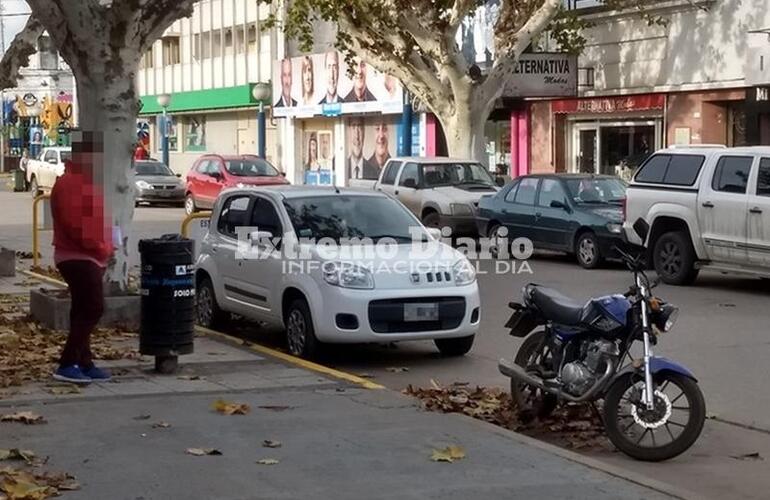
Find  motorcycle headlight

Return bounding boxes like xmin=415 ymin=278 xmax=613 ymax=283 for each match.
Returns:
xmin=322 ymin=262 xmax=374 ymax=290
xmin=453 ymin=259 xmax=476 ymax=286
xmin=654 ymin=303 xmax=679 ymax=332
xmin=450 ymin=203 xmax=473 ymax=216
xmin=136 ymin=180 xmax=152 ymax=189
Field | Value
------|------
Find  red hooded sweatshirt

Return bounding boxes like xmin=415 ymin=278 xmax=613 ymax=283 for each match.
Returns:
xmin=50 ymin=161 xmax=114 ymax=267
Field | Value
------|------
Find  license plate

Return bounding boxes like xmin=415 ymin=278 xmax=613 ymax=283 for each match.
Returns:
xmin=404 ymin=303 xmax=439 ymax=322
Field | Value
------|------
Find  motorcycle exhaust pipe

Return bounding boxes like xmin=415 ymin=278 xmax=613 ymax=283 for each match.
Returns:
xmin=498 ymin=358 xmax=614 ymax=403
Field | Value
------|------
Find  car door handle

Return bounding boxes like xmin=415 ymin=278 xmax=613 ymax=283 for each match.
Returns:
xmin=702 ymin=201 xmax=714 ymax=208
xmin=394 ymin=190 xmax=399 ymax=195
xmin=750 ymin=207 xmax=763 ymax=214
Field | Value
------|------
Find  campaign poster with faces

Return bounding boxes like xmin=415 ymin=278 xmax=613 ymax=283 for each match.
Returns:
xmin=344 ymin=115 xmax=398 ymax=182
xmin=302 ymin=129 xmax=335 ymax=185
xmin=273 ymin=50 xmax=404 ymax=118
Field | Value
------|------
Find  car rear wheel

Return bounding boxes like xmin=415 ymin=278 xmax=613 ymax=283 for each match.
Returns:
xmin=285 ymin=299 xmax=322 ymax=359
xmin=653 ymin=231 xmax=699 ymax=285
xmin=576 ymin=231 xmax=603 ymax=269
xmin=434 ymin=335 xmax=475 ymax=356
xmin=184 ymin=194 xmax=198 ymax=215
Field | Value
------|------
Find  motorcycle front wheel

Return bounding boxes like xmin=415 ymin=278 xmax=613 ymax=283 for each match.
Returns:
xmin=511 ymin=330 xmax=558 ymax=422
xmin=604 ymin=371 xmax=705 ymax=462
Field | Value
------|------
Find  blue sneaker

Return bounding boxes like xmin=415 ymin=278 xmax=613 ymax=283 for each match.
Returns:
xmin=53 ymin=365 xmax=92 ymax=384
xmin=81 ymin=365 xmax=111 ymax=381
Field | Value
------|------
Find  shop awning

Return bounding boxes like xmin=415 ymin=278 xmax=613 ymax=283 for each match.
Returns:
xmin=552 ymin=94 xmax=665 ymax=114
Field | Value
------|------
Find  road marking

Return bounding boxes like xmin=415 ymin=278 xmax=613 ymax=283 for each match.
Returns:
xmin=195 ymin=326 xmax=385 ymax=390
xmin=19 ymin=270 xmax=66 ymax=288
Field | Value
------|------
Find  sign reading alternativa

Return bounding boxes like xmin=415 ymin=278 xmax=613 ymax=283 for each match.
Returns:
xmin=503 ymin=53 xmax=578 ymax=98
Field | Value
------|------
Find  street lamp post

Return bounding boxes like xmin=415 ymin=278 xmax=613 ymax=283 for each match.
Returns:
xmin=156 ymin=94 xmax=171 ymax=166
xmin=251 ymin=83 xmax=271 ymax=158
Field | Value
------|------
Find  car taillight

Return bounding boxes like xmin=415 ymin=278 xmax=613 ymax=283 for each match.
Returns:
xmin=621 ymin=198 xmax=627 ymax=223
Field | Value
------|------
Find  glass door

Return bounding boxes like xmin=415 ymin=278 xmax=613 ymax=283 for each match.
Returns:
xmin=572 ymin=123 xmax=598 ymax=174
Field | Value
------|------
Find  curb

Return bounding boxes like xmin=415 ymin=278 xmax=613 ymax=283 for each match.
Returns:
xmin=195 ymin=325 xmax=385 ymax=390
xmin=449 ymin=412 xmax=701 ymax=499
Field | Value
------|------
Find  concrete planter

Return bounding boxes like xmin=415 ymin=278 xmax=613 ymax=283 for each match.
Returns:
xmin=30 ymin=288 xmax=141 ymax=331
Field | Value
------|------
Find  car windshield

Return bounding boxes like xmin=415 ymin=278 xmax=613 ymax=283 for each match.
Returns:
xmin=60 ymin=151 xmax=72 ymax=163
xmin=224 ymin=158 xmax=280 ymax=177
xmin=564 ymin=178 xmax=627 ymax=204
xmin=422 ymin=163 xmax=496 ymax=188
xmin=283 ymin=195 xmax=424 ymax=243
xmin=135 ymin=162 xmax=174 ymax=176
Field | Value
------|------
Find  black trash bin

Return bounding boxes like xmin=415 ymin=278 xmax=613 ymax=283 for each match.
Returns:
xmin=138 ymin=234 xmax=195 ymax=373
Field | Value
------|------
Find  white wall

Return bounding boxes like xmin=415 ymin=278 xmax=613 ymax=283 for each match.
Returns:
xmin=579 ymin=0 xmax=770 ymax=94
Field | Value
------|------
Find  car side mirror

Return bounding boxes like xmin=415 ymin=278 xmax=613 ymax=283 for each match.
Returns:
xmin=550 ymin=200 xmax=569 ymax=211
xmin=402 ymin=178 xmax=417 ymax=189
xmin=280 ymin=171 xmax=286 ymax=177
xmin=210 ymin=171 xmax=222 ymax=180
xmin=426 ymin=227 xmax=442 ymax=240
xmin=495 ymin=177 xmax=505 ymax=187
xmin=633 ymin=218 xmax=649 ymax=242
xmin=176 ymin=173 xmax=181 ymax=178
xmin=48 ymin=158 xmax=58 ymax=164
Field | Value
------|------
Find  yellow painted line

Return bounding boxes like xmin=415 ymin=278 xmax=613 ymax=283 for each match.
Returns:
xmin=20 ymin=269 xmax=67 ymax=288
xmin=196 ymin=325 xmax=385 ymax=390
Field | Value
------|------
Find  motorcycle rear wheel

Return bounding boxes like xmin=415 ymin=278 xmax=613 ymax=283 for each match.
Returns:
xmin=604 ymin=371 xmax=705 ymax=462
xmin=511 ymin=330 xmax=558 ymax=422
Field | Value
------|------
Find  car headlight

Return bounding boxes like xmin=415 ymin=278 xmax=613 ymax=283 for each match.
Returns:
xmin=606 ymin=223 xmax=623 ymax=234
xmin=450 ymin=203 xmax=473 ymax=216
xmin=136 ymin=180 xmax=152 ymax=189
xmin=323 ymin=262 xmax=374 ymax=290
xmin=453 ymin=259 xmax=476 ymax=286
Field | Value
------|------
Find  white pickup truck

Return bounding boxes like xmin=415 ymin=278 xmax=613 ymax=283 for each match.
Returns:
xmin=624 ymin=145 xmax=770 ymax=285
xmin=25 ymin=147 xmax=71 ymax=196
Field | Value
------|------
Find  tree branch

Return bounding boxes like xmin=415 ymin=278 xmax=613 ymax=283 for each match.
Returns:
xmin=482 ymin=0 xmax=561 ymax=102
xmin=0 ymin=16 xmax=45 ymax=90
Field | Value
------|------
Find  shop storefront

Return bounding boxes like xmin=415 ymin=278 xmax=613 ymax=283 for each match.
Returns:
xmin=552 ymin=94 xmax=665 ymax=178
xmin=746 ymin=85 xmax=770 ymax=145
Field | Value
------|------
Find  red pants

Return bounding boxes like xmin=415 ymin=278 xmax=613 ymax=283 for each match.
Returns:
xmin=57 ymin=260 xmax=105 ymax=368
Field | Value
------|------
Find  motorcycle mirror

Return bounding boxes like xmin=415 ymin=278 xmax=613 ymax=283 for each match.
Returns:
xmin=633 ymin=218 xmax=650 ymax=242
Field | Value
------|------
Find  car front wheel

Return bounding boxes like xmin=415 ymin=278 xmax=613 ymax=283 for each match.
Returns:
xmin=576 ymin=231 xmax=603 ymax=269
xmin=285 ymin=299 xmax=322 ymax=359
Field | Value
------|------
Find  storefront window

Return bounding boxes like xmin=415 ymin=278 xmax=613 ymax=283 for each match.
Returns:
xmin=186 ymin=116 xmax=206 ymax=152
xmin=599 ymin=125 xmax=654 ymax=176
xmin=728 ymin=106 xmax=747 ymax=147
xmin=156 ymin=116 xmax=178 ymax=152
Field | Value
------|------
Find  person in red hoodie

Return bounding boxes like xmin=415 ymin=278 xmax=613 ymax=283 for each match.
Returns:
xmin=134 ymin=142 xmax=149 ymax=161
xmin=50 ymin=130 xmax=114 ymax=383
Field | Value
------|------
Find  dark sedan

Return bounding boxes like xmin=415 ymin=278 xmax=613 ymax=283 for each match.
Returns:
xmin=476 ymin=174 xmax=627 ymax=268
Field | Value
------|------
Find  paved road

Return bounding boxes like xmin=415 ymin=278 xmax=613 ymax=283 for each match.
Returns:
xmin=2 ymin=188 xmax=769 ymax=498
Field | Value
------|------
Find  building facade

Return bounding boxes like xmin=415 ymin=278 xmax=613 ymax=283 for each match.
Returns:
xmin=136 ymin=0 xmax=276 ymax=174
xmin=532 ymin=0 xmax=770 ymax=178
xmin=1 ymin=33 xmax=75 ymax=171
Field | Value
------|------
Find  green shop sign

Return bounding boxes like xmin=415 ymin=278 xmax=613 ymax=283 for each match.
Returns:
xmin=139 ymin=84 xmax=270 ymax=115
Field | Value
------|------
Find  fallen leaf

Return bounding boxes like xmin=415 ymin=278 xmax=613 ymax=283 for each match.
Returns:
xmin=177 ymin=375 xmax=204 ymax=381
xmin=0 ymin=412 xmax=46 ymax=425
xmin=212 ymin=399 xmax=250 ymax=416
xmin=256 ymin=458 xmax=279 ymax=465
xmin=730 ymin=452 xmax=763 ymax=461
xmin=185 ymin=448 xmax=222 ymax=456
xmin=132 ymin=414 xmax=151 ymax=421
xmin=262 ymin=440 xmax=282 ymax=449
xmin=258 ymin=405 xmax=294 ymax=412
xmin=385 ymin=367 xmax=409 ymax=373
xmin=0 ymin=449 xmax=37 ymax=465
xmin=152 ymin=421 xmax=171 ymax=429
xmin=430 ymin=445 xmax=466 ymax=463
xmin=0 ymin=476 xmax=55 ymax=500
xmin=430 ymin=379 xmax=442 ymax=390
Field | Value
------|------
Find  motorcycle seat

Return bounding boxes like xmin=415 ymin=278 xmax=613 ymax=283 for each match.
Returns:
xmin=526 ymin=285 xmax=585 ymax=326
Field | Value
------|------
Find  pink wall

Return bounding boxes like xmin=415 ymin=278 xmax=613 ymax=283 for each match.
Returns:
xmin=426 ymin=114 xmax=437 ymax=157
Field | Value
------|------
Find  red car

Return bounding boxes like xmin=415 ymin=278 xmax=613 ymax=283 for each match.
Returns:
xmin=185 ymin=154 xmax=289 ymax=214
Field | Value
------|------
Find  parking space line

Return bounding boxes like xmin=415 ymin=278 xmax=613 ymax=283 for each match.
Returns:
xmin=195 ymin=326 xmax=386 ymax=390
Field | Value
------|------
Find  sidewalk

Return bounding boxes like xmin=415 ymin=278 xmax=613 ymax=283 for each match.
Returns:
xmin=0 ymin=329 xmax=685 ymax=500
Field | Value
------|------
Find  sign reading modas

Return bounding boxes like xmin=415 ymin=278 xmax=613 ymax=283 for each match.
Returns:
xmin=503 ymin=53 xmax=578 ymax=98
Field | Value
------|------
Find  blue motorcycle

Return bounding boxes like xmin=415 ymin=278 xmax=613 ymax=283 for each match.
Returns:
xmin=499 ymin=219 xmax=705 ymax=461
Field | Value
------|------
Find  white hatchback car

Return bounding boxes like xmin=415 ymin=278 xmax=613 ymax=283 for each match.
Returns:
xmin=195 ymin=186 xmax=481 ymax=359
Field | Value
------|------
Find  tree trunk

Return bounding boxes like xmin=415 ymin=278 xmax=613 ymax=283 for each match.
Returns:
xmin=75 ymin=76 xmax=139 ymax=294
xmin=441 ymin=108 xmax=488 ymax=164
